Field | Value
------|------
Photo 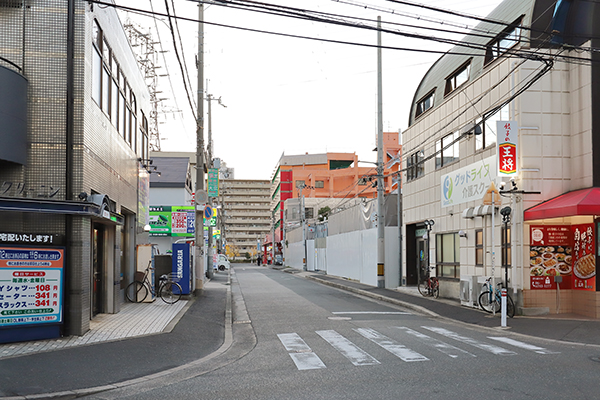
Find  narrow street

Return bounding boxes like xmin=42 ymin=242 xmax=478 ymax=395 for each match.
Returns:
xmin=84 ymin=265 xmax=599 ymax=400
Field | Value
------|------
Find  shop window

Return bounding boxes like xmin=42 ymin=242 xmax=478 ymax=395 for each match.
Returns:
xmin=415 ymin=89 xmax=435 ymax=119
xmin=475 ymin=229 xmax=484 ymax=266
xmin=501 ymin=226 xmax=511 ymax=268
xmin=484 ymin=20 xmax=522 ymax=65
xmin=406 ymin=150 xmax=424 ymax=182
xmin=436 ymin=232 xmax=460 ymax=279
xmin=445 ymin=61 xmax=471 ymax=96
xmin=435 ymin=131 xmax=459 ymax=169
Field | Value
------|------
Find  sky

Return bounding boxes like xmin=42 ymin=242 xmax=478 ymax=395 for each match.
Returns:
xmin=117 ymin=0 xmax=504 ymax=180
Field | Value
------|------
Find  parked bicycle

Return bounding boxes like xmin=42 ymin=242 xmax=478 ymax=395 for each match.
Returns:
xmin=478 ymin=277 xmax=515 ymax=318
xmin=418 ymin=267 xmax=439 ymax=298
xmin=126 ymin=261 xmax=183 ymax=304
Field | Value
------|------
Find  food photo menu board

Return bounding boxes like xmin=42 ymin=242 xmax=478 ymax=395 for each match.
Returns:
xmin=572 ymin=224 xmax=596 ymax=291
xmin=529 ymin=225 xmax=596 ymax=291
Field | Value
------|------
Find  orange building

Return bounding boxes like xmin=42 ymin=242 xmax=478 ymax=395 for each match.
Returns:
xmin=263 ymin=132 xmax=401 ymax=259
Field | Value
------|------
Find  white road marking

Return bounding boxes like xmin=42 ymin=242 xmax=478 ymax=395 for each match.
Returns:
xmin=422 ymin=327 xmax=517 ymax=356
xmin=488 ymin=337 xmax=560 ymax=354
xmin=332 ymin=311 xmax=411 ymax=315
xmin=278 ymin=333 xmax=312 ymax=352
xmin=288 ymin=352 xmax=327 ymax=370
xmin=354 ymin=328 xmax=429 ymax=362
xmin=396 ymin=327 xmax=476 ymax=358
xmin=316 ymin=330 xmax=380 ymax=366
xmin=278 ymin=333 xmax=326 ymax=370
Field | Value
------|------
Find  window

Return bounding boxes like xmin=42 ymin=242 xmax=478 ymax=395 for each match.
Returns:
xmin=295 ymin=180 xmax=305 ymax=188
xmin=475 ymin=229 xmax=484 ymax=266
xmin=435 ymin=131 xmax=459 ymax=169
xmin=475 ymin=104 xmax=509 ymax=151
xmin=415 ymin=90 xmax=435 ymax=119
xmin=315 ymin=180 xmax=324 ymax=188
xmin=501 ymin=226 xmax=511 ymax=268
xmin=358 ymin=177 xmax=368 ymax=186
xmin=485 ymin=22 xmax=521 ymax=65
xmin=91 ymin=19 xmax=140 ymax=151
xmin=445 ymin=62 xmax=471 ymax=95
xmin=406 ymin=151 xmax=424 ymax=182
xmin=436 ymin=232 xmax=460 ymax=279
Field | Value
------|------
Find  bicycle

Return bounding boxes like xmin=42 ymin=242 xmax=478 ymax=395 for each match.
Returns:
xmin=126 ymin=261 xmax=183 ymax=304
xmin=418 ymin=267 xmax=440 ymax=298
xmin=478 ymin=277 xmax=515 ymax=318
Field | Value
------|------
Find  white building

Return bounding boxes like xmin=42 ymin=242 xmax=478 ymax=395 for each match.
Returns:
xmin=401 ymin=0 xmax=600 ymax=317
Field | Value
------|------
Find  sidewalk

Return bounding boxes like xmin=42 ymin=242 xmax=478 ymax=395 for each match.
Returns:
xmin=0 ymin=271 xmax=231 ymax=399
xmin=294 ymin=268 xmax=600 ymax=346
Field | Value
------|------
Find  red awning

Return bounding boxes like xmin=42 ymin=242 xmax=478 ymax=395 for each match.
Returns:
xmin=524 ymin=187 xmax=600 ymax=221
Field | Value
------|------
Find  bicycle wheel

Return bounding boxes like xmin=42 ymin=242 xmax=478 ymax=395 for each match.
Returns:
xmin=417 ymin=279 xmax=430 ymax=296
xmin=159 ymin=281 xmax=182 ymax=304
xmin=506 ymin=294 xmax=515 ymax=318
xmin=478 ymin=290 xmax=495 ymax=313
xmin=431 ymin=278 xmax=440 ymax=299
xmin=126 ymin=281 xmax=148 ymax=303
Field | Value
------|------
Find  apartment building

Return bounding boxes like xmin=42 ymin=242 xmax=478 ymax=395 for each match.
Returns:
xmin=218 ymin=179 xmax=271 ymax=261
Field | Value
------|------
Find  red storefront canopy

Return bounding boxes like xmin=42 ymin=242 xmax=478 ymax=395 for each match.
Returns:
xmin=524 ymin=187 xmax=600 ymax=221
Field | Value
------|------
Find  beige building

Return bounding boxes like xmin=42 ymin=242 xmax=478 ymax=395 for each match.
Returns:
xmin=401 ymin=0 xmax=600 ymax=317
xmin=218 ymin=179 xmax=271 ymax=261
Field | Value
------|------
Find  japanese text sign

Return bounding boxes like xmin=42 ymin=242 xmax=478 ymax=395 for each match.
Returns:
xmin=441 ymin=156 xmax=497 ymax=207
xmin=149 ymin=206 xmax=195 ymax=237
xmin=0 ymin=247 xmax=64 ymax=327
xmin=497 ymin=121 xmax=518 ymax=176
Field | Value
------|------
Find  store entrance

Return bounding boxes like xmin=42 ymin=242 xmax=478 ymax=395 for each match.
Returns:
xmin=92 ymin=225 xmax=105 ymax=316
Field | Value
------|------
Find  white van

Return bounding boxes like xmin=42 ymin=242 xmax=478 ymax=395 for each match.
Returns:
xmin=217 ymin=254 xmax=230 ymax=271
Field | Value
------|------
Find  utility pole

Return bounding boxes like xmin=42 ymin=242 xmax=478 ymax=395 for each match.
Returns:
xmin=376 ymin=16 xmax=385 ymax=288
xmin=195 ymin=2 xmax=208 ymax=288
xmin=206 ymin=94 xmax=226 ymax=274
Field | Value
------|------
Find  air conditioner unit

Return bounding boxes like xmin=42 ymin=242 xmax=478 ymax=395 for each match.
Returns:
xmin=459 ymin=275 xmax=472 ymax=307
xmin=460 ymin=275 xmax=482 ymax=308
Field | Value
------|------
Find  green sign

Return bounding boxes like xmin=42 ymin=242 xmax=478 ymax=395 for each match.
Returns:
xmin=149 ymin=206 xmax=195 ymax=237
xmin=208 ymin=168 xmax=219 ymax=198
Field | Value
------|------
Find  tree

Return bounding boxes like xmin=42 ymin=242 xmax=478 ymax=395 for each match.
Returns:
xmin=318 ymin=206 xmax=331 ymax=222
xmin=226 ymin=244 xmax=241 ymax=260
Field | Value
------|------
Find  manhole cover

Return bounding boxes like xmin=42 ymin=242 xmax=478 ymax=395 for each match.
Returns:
xmin=328 ymin=316 xmax=352 ymax=321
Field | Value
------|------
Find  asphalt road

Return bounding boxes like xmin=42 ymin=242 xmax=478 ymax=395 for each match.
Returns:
xmin=84 ymin=265 xmax=600 ymax=400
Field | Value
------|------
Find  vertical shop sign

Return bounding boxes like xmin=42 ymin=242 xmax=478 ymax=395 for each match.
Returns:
xmin=497 ymin=121 xmax=518 ymax=177
xmin=0 ymin=247 xmax=64 ymax=327
xmin=529 ymin=226 xmax=572 ymax=290
xmin=208 ymin=168 xmax=219 ymax=198
xmin=572 ymin=224 xmax=596 ymax=291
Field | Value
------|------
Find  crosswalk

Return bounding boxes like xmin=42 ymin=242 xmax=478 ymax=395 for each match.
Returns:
xmin=278 ymin=325 xmax=559 ymax=370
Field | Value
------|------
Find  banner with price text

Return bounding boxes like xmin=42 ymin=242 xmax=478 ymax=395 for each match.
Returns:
xmin=0 ymin=247 xmax=64 ymax=327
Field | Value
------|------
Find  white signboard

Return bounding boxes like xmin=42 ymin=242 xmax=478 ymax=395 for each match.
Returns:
xmin=441 ymin=156 xmax=497 ymax=207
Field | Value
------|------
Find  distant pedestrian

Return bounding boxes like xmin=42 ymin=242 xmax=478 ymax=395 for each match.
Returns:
xmin=257 ymin=255 xmax=261 ymax=266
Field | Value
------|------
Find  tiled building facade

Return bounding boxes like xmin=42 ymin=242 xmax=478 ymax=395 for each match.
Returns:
xmin=401 ymin=0 xmax=600 ymax=317
xmin=0 ymin=1 xmax=151 ymax=340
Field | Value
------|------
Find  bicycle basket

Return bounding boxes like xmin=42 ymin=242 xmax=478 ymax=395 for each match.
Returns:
xmin=134 ymin=271 xmax=145 ymax=281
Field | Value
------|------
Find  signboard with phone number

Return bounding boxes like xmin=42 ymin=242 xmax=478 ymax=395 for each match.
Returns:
xmin=0 ymin=247 xmax=64 ymax=327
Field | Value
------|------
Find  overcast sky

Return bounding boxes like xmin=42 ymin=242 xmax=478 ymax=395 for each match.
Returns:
xmin=118 ymin=0 xmax=503 ymax=180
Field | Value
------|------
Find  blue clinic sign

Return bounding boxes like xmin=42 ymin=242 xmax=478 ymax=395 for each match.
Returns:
xmin=171 ymin=243 xmax=191 ymax=295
